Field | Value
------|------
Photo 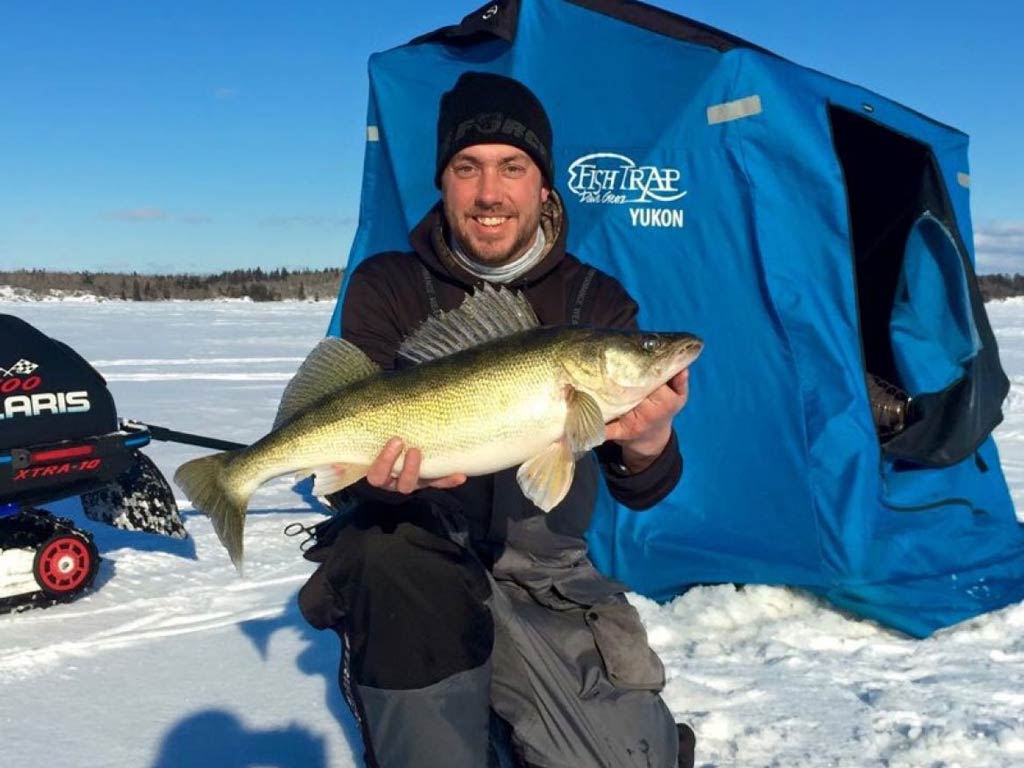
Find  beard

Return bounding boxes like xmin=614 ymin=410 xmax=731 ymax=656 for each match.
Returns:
xmin=444 ymin=204 xmax=544 ymax=268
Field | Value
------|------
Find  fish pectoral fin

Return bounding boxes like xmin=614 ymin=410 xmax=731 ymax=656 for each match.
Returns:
xmin=566 ymin=387 xmax=606 ymax=455
xmin=310 ymin=463 xmax=370 ymax=496
xmin=516 ymin=440 xmax=576 ymax=513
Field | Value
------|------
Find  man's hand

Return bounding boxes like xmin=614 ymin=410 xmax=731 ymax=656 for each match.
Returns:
xmin=604 ymin=368 xmax=690 ymax=473
xmin=366 ymin=437 xmax=468 ymax=494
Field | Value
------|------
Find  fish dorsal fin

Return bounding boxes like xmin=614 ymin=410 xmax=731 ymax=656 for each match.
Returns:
xmin=273 ymin=337 xmax=380 ymax=429
xmin=398 ymin=284 xmax=539 ymax=364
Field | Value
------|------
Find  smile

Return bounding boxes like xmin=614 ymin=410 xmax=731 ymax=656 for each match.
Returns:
xmin=473 ymin=216 xmax=511 ymax=228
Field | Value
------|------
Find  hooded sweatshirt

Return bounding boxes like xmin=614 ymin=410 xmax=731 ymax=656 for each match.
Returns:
xmin=339 ymin=192 xmax=682 ymax=559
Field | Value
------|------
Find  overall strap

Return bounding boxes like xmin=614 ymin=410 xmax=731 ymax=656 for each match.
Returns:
xmin=419 ymin=263 xmax=443 ymax=317
xmin=569 ymin=266 xmax=597 ymax=326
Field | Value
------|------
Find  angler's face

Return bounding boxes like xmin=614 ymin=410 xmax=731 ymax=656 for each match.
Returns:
xmin=441 ymin=144 xmax=549 ymax=267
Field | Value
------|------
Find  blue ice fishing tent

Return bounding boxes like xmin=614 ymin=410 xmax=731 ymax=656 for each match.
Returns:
xmin=330 ymin=0 xmax=1024 ymax=636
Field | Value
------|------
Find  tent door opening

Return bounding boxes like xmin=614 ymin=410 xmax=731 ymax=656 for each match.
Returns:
xmin=828 ymin=105 xmax=1007 ymax=467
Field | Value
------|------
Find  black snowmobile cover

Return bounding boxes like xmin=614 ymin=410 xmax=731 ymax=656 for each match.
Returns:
xmin=0 ymin=315 xmax=118 ymax=450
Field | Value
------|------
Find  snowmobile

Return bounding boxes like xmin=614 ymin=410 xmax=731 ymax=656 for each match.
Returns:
xmin=0 ymin=313 xmax=241 ymax=613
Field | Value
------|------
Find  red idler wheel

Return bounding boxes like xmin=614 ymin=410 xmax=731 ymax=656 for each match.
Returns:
xmin=32 ymin=534 xmax=99 ymax=597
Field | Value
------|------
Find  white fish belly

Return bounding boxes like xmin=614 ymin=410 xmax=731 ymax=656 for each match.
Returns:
xmin=265 ymin=412 xmax=564 ymax=483
xmin=416 ymin=418 xmax=565 ymax=478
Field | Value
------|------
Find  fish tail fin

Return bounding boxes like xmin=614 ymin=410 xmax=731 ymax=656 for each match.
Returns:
xmin=174 ymin=450 xmax=250 ymax=573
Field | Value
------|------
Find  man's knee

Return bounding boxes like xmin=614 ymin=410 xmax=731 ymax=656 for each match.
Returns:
xmin=327 ymin=522 xmax=494 ymax=689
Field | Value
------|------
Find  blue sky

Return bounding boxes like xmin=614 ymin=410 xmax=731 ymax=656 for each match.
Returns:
xmin=3 ymin=0 xmax=1022 ymax=274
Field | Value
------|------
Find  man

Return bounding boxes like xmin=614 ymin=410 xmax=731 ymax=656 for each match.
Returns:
xmin=300 ymin=72 xmax=695 ymax=768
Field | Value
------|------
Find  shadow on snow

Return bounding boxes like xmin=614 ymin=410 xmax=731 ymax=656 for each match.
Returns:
xmin=150 ymin=709 xmax=328 ymax=768
xmin=150 ymin=587 xmax=360 ymax=768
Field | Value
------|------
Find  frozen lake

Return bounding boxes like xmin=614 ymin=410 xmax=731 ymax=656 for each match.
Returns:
xmin=3 ymin=298 xmax=1024 ymax=767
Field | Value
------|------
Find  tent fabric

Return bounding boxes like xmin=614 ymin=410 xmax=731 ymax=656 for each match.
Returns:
xmin=330 ymin=0 xmax=1024 ymax=637
xmin=890 ymin=213 xmax=982 ymax=396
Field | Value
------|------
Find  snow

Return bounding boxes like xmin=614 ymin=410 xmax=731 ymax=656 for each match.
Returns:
xmin=0 ymin=285 xmax=109 ymax=303
xmin=3 ymin=298 xmax=1024 ymax=767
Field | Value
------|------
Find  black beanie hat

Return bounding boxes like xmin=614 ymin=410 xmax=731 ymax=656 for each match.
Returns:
xmin=435 ymin=72 xmax=554 ymax=188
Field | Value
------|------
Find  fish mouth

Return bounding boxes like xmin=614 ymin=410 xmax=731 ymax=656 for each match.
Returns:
xmin=684 ymin=336 xmax=704 ymax=361
xmin=667 ymin=332 xmax=704 ymax=361
xmin=664 ymin=333 xmax=704 ymax=372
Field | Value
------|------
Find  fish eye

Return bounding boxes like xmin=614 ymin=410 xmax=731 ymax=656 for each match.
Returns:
xmin=641 ymin=336 xmax=660 ymax=352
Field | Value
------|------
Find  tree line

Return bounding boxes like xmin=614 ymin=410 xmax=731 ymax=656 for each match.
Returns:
xmin=976 ymin=274 xmax=1024 ymax=302
xmin=0 ymin=268 xmax=343 ymax=302
xmin=2 ymin=268 xmax=1023 ymax=303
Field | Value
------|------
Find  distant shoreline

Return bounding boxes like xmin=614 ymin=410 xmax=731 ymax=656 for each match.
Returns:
xmin=977 ymin=274 xmax=1024 ymax=302
xmin=0 ymin=267 xmax=343 ymax=302
xmin=2 ymin=269 xmax=1021 ymax=303
xmin=0 ymin=291 xmax=337 ymax=304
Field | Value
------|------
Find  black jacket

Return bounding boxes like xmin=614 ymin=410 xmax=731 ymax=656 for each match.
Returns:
xmin=339 ymin=193 xmax=682 ymax=558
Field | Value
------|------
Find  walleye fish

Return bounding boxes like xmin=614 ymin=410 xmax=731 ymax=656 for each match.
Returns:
xmin=174 ymin=286 xmax=702 ymax=570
